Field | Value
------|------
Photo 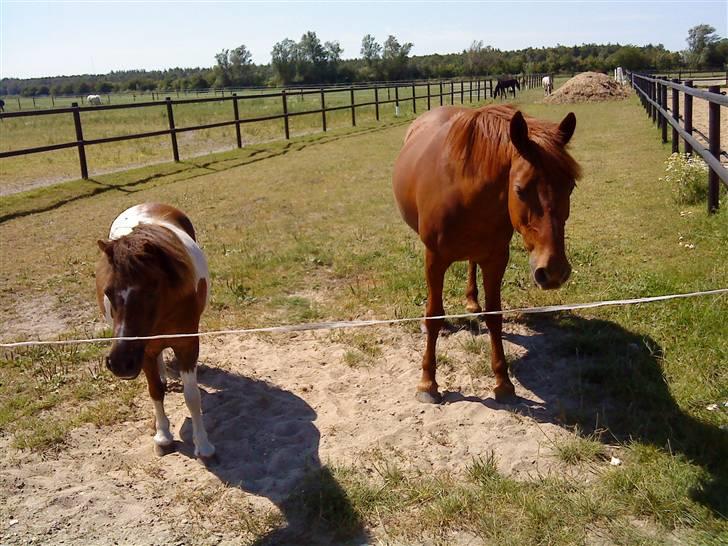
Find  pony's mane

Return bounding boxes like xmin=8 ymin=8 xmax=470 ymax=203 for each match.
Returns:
xmin=109 ymin=224 xmax=192 ymax=286
xmin=446 ymin=104 xmax=581 ymax=180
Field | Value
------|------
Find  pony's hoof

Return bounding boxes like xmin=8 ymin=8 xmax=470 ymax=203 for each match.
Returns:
xmin=415 ymin=390 xmax=442 ymax=404
xmin=154 ymin=442 xmax=175 ymax=457
xmin=493 ymin=382 xmax=516 ymax=403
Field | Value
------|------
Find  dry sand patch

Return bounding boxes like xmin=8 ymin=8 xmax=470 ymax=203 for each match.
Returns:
xmin=1 ymin=322 xmax=592 ymax=544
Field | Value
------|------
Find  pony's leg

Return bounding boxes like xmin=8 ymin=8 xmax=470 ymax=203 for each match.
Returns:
xmin=480 ymin=254 xmax=516 ymax=402
xmin=417 ymin=249 xmax=450 ymax=404
xmin=143 ymin=353 xmax=174 ymax=455
xmin=465 ymin=261 xmax=482 ymax=314
xmin=176 ymin=342 xmax=216 ymax=460
xmin=157 ymin=353 xmax=166 ymax=389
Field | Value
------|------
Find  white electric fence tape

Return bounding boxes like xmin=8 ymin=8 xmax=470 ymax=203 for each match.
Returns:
xmin=0 ymin=288 xmax=725 ymax=349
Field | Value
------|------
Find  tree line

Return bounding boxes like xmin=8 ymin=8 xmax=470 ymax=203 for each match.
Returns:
xmin=2 ymin=25 xmax=726 ymax=97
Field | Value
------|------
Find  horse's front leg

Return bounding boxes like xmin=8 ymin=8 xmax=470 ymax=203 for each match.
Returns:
xmin=480 ymin=253 xmax=516 ymax=402
xmin=175 ymin=340 xmax=216 ymax=461
xmin=465 ymin=261 xmax=482 ymax=314
xmin=417 ymin=249 xmax=450 ymax=404
xmin=143 ymin=351 xmax=174 ymax=455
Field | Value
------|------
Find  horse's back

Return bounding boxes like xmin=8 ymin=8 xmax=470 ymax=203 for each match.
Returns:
xmin=393 ymin=107 xmax=470 ymax=235
xmin=108 ymin=203 xmax=209 ymax=301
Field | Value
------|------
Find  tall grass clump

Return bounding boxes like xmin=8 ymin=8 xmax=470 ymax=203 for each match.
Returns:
xmin=661 ymin=153 xmax=708 ymax=205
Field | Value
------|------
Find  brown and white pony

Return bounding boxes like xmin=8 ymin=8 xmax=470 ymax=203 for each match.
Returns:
xmin=96 ymin=203 xmax=215 ymax=460
xmin=393 ymin=104 xmax=580 ymax=403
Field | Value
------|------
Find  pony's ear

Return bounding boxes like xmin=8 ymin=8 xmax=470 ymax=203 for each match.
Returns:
xmin=557 ymin=112 xmax=576 ymax=146
xmin=97 ymin=239 xmax=114 ymax=261
xmin=509 ymin=111 xmax=531 ymax=156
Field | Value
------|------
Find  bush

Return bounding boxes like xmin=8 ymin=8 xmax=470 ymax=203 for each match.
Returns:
xmin=661 ymin=153 xmax=708 ymax=205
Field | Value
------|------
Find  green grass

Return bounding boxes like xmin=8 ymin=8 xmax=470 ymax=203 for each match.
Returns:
xmin=0 ymin=83 xmax=727 ymax=543
xmin=0 ymin=81 xmax=481 ymax=194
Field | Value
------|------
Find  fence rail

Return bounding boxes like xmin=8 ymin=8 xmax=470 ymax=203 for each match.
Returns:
xmin=0 ymin=75 xmax=548 ymax=182
xmin=630 ymin=72 xmax=726 ymax=213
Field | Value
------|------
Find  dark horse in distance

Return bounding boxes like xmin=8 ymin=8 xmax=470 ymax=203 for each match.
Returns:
xmin=493 ymin=78 xmax=520 ymax=99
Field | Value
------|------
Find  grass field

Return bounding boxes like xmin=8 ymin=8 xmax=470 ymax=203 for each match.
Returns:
xmin=1 ymin=83 xmax=727 ymax=544
xmin=1 ymin=80 xmax=484 ymax=194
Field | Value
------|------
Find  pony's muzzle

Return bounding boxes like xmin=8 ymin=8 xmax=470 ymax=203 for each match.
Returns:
xmin=106 ymin=343 xmax=144 ymax=380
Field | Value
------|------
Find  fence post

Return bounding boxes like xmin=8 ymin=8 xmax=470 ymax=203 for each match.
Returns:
xmin=649 ymin=80 xmax=656 ymax=123
xmin=427 ymin=82 xmax=431 ymax=110
xmin=71 ymin=102 xmax=88 ymax=180
xmin=395 ymin=85 xmax=399 ymax=115
xmin=450 ymin=81 xmax=454 ymax=104
xmin=374 ymin=86 xmax=380 ymax=121
xmin=165 ymin=97 xmax=180 ymax=162
xmin=460 ymin=80 xmax=464 ymax=103
xmin=412 ymin=83 xmax=416 ymax=114
xmin=232 ymin=93 xmax=242 ymax=148
xmin=282 ymin=89 xmax=290 ymax=139
xmin=439 ymin=81 xmax=443 ymax=106
xmin=670 ymin=79 xmax=680 ymax=154
xmin=320 ymin=88 xmax=327 ymax=131
xmin=707 ymin=85 xmax=721 ymax=213
xmin=469 ymin=79 xmax=473 ymax=103
xmin=350 ymin=86 xmax=356 ymax=126
xmin=660 ymin=80 xmax=668 ymax=144
xmin=684 ymin=80 xmax=693 ymax=155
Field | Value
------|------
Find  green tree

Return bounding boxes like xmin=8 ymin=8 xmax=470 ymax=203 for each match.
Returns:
xmin=382 ymin=35 xmax=413 ymax=79
xmin=685 ymin=24 xmax=719 ymax=67
xmin=271 ymin=38 xmax=299 ymax=84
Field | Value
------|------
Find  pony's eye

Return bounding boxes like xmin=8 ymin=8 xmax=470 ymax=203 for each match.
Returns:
xmin=515 ymin=185 xmax=526 ymax=199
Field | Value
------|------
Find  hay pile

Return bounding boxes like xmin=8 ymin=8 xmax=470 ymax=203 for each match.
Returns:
xmin=544 ymin=71 xmax=631 ymax=104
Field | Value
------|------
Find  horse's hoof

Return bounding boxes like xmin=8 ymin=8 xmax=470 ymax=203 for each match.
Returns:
xmin=415 ymin=390 xmax=442 ymax=404
xmin=154 ymin=442 xmax=175 ymax=457
xmin=465 ymin=302 xmax=482 ymax=314
xmin=493 ymin=382 xmax=516 ymax=403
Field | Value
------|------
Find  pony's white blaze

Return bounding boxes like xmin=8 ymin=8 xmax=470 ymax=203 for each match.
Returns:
xmin=181 ymin=369 xmax=215 ymax=458
xmin=153 ymin=399 xmax=173 ymax=447
xmin=109 ymin=204 xmax=209 ymax=307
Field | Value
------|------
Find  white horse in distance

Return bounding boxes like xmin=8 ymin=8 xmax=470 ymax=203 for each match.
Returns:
xmin=87 ymin=94 xmax=102 ymax=105
xmin=542 ymin=75 xmax=553 ymax=96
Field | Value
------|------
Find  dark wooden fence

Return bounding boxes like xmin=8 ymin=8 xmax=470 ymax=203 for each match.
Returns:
xmin=0 ymin=75 xmax=545 ymax=182
xmin=630 ymin=72 xmax=727 ymax=213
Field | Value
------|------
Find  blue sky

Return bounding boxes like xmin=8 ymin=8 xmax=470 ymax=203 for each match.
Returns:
xmin=1 ymin=1 xmax=726 ymax=79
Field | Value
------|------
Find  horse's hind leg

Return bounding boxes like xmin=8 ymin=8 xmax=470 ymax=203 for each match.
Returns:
xmin=417 ymin=250 xmax=450 ymax=404
xmin=465 ymin=261 xmax=482 ymax=313
xmin=143 ymin=353 xmax=174 ymax=455
xmin=176 ymin=342 xmax=216 ymax=461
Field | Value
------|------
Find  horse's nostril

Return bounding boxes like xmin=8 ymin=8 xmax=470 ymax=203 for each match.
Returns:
xmin=534 ymin=267 xmax=549 ymax=286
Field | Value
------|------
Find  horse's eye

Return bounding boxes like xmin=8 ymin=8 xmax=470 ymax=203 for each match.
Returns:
xmin=515 ymin=186 xmax=526 ymax=199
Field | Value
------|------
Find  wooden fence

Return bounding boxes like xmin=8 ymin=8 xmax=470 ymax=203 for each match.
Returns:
xmin=630 ymin=72 xmax=727 ymax=213
xmin=0 ymin=75 xmax=547 ymax=181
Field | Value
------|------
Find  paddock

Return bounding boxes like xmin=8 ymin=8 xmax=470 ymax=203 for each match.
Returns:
xmin=0 ymin=88 xmax=727 ymax=544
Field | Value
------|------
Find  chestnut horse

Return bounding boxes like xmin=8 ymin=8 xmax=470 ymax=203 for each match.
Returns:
xmin=393 ymin=104 xmax=580 ymax=403
xmin=95 ymin=203 xmax=215 ymax=460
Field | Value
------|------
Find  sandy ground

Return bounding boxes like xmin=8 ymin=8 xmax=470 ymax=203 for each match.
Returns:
xmin=676 ymin=89 xmax=728 ymax=162
xmin=0 ymin=317 xmax=601 ymax=545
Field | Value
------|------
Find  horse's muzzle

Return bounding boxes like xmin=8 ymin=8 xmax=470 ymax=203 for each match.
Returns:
xmin=532 ymin=263 xmax=571 ymax=290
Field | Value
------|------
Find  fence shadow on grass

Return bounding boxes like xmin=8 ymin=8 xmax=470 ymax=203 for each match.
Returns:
xmin=445 ymin=313 xmax=728 ymax=517
xmin=0 ymin=119 xmax=411 ymax=226
xmin=173 ymin=364 xmax=366 ymax=546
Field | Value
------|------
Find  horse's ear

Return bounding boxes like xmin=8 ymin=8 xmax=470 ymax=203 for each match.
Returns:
xmin=557 ymin=112 xmax=576 ymax=146
xmin=97 ymin=239 xmax=114 ymax=261
xmin=509 ymin=111 xmax=531 ymax=156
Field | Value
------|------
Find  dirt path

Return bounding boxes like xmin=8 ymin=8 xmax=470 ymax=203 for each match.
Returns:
xmin=0 ymin=321 xmax=597 ymax=545
xmin=677 ymin=88 xmax=728 ymax=160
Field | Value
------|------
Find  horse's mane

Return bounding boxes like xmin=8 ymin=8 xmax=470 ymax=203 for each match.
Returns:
xmin=446 ymin=104 xmax=581 ymax=180
xmin=109 ymin=224 xmax=193 ymax=286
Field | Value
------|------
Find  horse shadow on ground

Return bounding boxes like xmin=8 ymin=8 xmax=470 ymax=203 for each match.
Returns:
xmin=170 ymin=364 xmax=367 ymax=546
xmin=443 ymin=313 xmax=728 ymax=518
